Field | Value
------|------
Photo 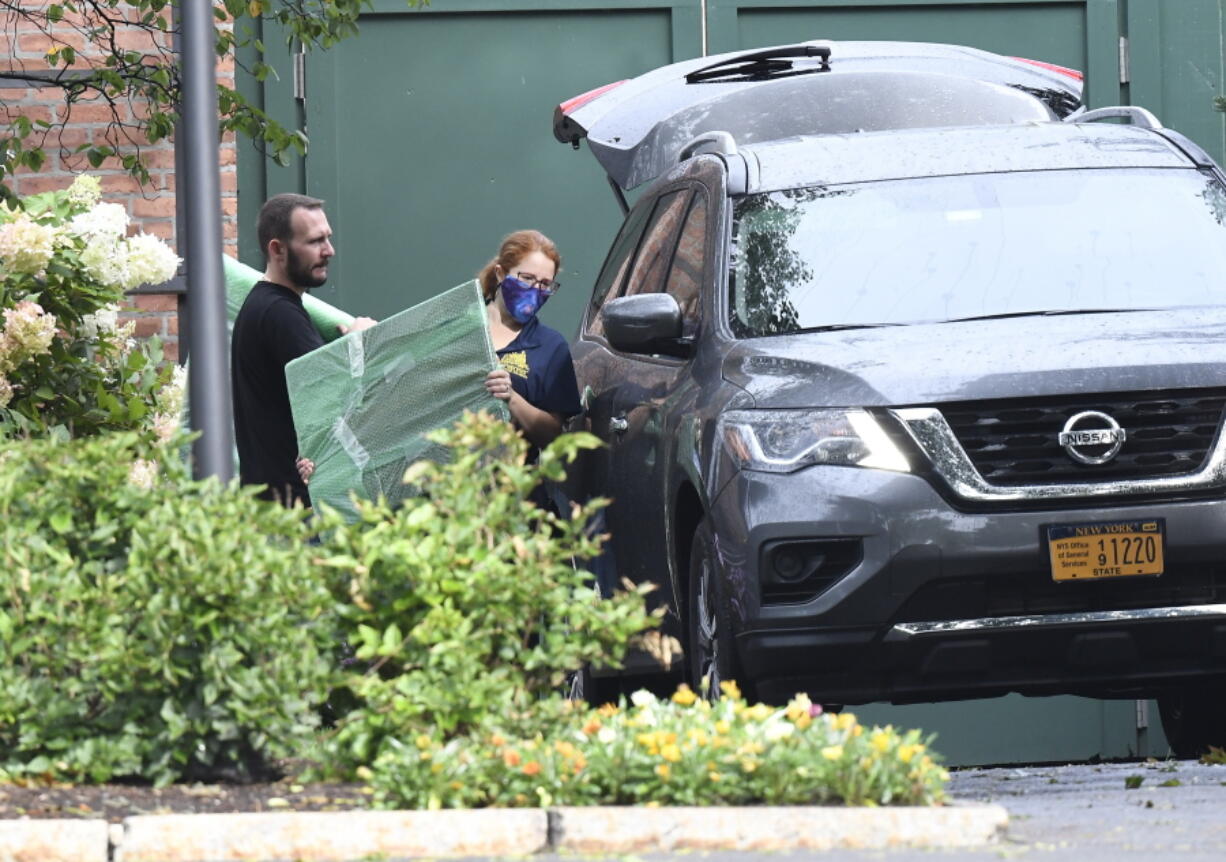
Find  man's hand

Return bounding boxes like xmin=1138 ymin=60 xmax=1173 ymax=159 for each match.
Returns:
xmin=296 ymin=456 xmax=315 ymax=484
xmin=339 ymin=316 xmax=377 ymax=335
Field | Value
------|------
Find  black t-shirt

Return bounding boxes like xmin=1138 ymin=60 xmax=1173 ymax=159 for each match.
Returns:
xmin=231 ymin=280 xmax=324 ymax=506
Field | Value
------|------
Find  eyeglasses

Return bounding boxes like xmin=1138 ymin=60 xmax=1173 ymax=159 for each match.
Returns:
xmin=513 ymin=271 xmax=561 ymax=295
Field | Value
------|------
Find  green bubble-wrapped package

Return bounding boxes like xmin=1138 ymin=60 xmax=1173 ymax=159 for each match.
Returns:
xmin=223 ymin=255 xmax=354 ymax=340
xmin=285 ymin=279 xmax=507 ymax=519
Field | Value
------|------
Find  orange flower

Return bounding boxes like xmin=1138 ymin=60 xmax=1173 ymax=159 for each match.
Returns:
xmin=522 ymin=760 xmax=542 ymax=776
xmin=503 ymin=749 xmax=521 ymax=768
xmin=581 ymin=718 xmax=602 ymax=736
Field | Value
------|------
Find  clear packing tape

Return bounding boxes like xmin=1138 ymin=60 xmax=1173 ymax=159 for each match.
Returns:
xmin=285 ymin=279 xmax=507 ymax=520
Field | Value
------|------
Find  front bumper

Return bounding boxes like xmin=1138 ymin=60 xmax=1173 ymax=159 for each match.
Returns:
xmin=707 ymin=465 xmax=1226 ymax=703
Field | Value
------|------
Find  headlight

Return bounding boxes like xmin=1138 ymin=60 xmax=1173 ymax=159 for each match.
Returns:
xmin=718 ymin=409 xmax=911 ymax=474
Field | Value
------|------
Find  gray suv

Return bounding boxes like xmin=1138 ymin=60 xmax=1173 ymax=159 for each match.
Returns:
xmin=554 ymin=41 xmax=1226 ymax=757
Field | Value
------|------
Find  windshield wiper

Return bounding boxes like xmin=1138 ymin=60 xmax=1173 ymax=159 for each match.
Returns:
xmin=942 ymin=308 xmax=1151 ymax=324
xmin=792 ymin=322 xmax=905 ymax=333
xmin=685 ymin=45 xmax=832 ymax=84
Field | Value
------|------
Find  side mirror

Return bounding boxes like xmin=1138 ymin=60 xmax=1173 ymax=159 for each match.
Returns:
xmin=604 ymin=293 xmax=688 ymax=356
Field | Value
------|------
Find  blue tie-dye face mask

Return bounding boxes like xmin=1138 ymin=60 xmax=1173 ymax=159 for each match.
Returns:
xmin=499 ymin=275 xmax=549 ymax=324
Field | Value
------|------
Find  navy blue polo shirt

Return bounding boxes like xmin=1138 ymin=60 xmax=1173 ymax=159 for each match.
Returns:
xmin=496 ymin=315 xmax=581 ymax=419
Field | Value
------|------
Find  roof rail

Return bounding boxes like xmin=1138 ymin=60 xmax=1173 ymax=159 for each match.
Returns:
xmin=678 ymin=131 xmax=738 ymax=163
xmin=1065 ymin=105 xmax=1162 ymax=130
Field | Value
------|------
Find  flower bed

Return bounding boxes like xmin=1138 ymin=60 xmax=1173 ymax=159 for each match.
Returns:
xmin=368 ymin=684 xmax=948 ymax=809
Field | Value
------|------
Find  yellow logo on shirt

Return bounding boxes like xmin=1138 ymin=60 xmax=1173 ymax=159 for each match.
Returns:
xmin=500 ymin=351 xmax=529 ymax=379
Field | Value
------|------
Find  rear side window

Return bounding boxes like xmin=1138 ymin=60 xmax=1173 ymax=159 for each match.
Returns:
xmin=621 ymin=190 xmax=690 ymax=299
xmin=586 ymin=189 xmax=686 ymax=336
xmin=585 ymin=203 xmax=652 ymax=337
xmin=665 ymin=190 xmax=708 ymax=339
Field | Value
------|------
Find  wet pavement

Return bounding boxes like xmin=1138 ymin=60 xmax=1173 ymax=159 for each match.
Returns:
xmin=532 ymin=758 xmax=1226 ymax=861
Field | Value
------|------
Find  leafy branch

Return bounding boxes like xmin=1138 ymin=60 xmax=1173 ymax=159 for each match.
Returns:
xmin=0 ymin=0 xmax=425 ymax=205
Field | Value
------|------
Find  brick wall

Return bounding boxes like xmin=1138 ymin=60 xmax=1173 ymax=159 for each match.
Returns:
xmin=1 ymin=2 xmax=242 ymax=363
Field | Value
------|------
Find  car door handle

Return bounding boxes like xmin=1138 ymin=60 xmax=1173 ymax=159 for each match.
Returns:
xmin=609 ymin=415 xmax=629 ymax=433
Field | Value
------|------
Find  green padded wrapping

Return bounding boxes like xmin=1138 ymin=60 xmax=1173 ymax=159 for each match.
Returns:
xmin=284 ymin=279 xmax=508 ymax=520
xmin=222 ymin=255 xmax=354 ymax=341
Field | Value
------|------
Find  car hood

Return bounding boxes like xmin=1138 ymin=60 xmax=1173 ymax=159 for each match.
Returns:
xmin=721 ymin=308 xmax=1226 ymax=407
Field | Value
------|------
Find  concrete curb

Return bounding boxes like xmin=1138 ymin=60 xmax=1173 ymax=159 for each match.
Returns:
xmin=0 ymin=818 xmax=109 ymax=862
xmin=551 ymin=803 xmax=1010 ymax=853
xmin=114 ymin=810 xmax=549 ymax=862
xmin=4 ymin=802 xmax=1008 ymax=861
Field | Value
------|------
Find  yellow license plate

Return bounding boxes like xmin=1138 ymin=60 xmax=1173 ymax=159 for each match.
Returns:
xmin=1046 ymin=519 xmax=1165 ymax=582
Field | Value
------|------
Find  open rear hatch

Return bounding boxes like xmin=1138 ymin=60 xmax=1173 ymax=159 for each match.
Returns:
xmin=554 ymin=40 xmax=1084 ymax=191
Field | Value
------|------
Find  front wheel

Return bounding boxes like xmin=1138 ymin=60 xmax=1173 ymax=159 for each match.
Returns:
xmin=1159 ymin=686 xmax=1226 ymax=758
xmin=687 ymin=519 xmax=751 ymax=701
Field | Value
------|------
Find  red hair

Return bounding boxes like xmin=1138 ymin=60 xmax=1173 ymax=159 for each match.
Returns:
xmin=478 ymin=230 xmax=562 ymax=302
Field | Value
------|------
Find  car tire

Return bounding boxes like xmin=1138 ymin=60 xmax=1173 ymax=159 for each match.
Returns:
xmin=1158 ymin=686 xmax=1226 ymax=758
xmin=687 ymin=519 xmax=751 ymax=702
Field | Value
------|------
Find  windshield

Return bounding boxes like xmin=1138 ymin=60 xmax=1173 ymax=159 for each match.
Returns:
xmin=730 ymin=168 xmax=1226 ymax=337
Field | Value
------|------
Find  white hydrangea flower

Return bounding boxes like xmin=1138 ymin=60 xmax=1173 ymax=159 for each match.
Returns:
xmin=80 ymin=238 xmax=129 ymax=288
xmin=128 ymin=458 xmax=159 ymax=490
xmin=2 ymin=300 xmax=57 ymax=363
xmin=0 ymin=374 xmax=12 ymax=408
xmin=151 ymin=411 xmax=180 ymax=443
xmin=0 ymin=215 xmax=60 ymax=277
xmin=66 ymin=174 xmax=102 ymax=209
xmin=80 ymin=302 xmax=120 ymax=339
xmin=158 ymin=363 xmax=188 ymax=418
xmin=122 ymin=233 xmax=180 ymax=289
xmin=68 ymin=201 xmax=128 ymax=243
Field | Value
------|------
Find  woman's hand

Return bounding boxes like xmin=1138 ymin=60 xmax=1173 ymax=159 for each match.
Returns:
xmin=485 ymin=368 xmax=514 ymax=402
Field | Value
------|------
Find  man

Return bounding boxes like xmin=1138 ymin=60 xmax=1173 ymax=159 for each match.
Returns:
xmin=231 ymin=193 xmax=374 ymax=506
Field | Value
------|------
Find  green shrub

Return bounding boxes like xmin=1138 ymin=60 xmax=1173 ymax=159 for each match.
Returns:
xmin=315 ymin=410 xmax=664 ymax=774
xmin=0 ymin=432 xmax=337 ymax=785
xmin=369 ymin=683 xmax=948 ymax=808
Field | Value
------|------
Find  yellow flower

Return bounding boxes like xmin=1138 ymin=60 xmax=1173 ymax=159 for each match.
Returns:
xmin=672 ymin=684 xmax=698 ymax=706
xmin=715 ymin=720 xmax=731 ymax=735
xmin=821 ymin=745 xmax=844 ymax=761
xmin=740 ymin=758 xmax=758 ymax=773
xmin=834 ymin=712 xmax=858 ymax=732
xmin=744 ymin=703 xmax=773 ymax=722
xmin=708 ymin=771 xmax=722 ymax=782
xmin=897 ymin=743 xmax=923 ymax=764
xmin=794 ymin=714 xmax=812 ymax=731
xmin=655 ymin=763 xmax=671 ymax=779
xmin=555 ymin=740 xmax=577 ymax=758
xmin=686 ymin=728 xmax=709 ymax=747
xmin=719 ymin=679 xmax=742 ymax=700
xmin=415 ymin=734 xmax=432 ymax=750
xmin=661 ymin=744 xmax=682 ymax=763
xmin=785 ymin=693 xmax=813 ymax=721
xmin=870 ymin=730 xmax=891 ymax=753
xmin=598 ymin=703 xmax=620 ymax=718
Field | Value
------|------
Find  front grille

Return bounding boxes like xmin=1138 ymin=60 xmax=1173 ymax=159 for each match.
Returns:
xmin=895 ymin=565 xmax=1226 ymax=624
xmin=940 ymin=389 xmax=1226 ymax=486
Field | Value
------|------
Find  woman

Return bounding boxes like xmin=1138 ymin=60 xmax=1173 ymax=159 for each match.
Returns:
xmin=481 ymin=230 xmax=581 ymax=447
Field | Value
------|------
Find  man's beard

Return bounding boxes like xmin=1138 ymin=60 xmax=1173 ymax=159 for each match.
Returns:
xmin=286 ymin=245 xmax=328 ymax=289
